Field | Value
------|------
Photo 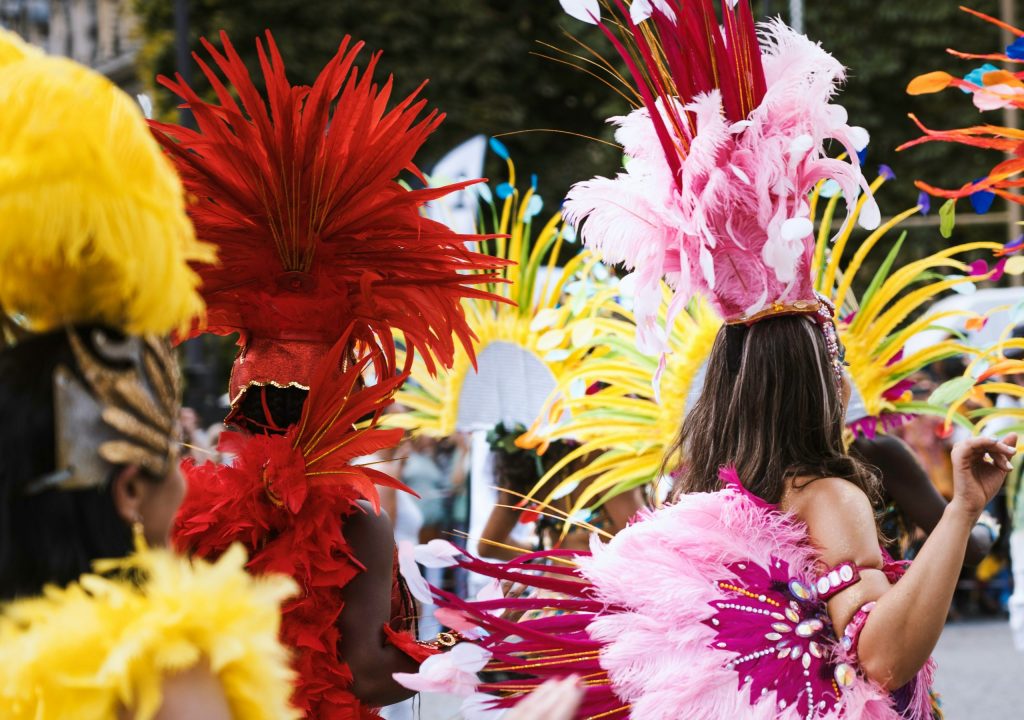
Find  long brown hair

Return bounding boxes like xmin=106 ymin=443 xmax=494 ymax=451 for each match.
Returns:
xmin=664 ymin=315 xmax=878 ymax=505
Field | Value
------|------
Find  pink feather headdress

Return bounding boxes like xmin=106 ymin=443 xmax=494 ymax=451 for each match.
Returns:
xmin=561 ymin=1 xmax=880 ymax=353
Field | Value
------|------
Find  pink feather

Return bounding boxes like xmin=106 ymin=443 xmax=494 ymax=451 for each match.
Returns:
xmin=566 ymin=18 xmax=880 ymax=353
xmin=412 ymin=469 xmax=938 ymax=720
xmin=578 ymin=473 xmax=923 ymax=719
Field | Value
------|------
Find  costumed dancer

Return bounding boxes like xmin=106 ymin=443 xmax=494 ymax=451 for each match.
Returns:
xmin=899 ymin=4 xmax=1024 ymax=652
xmin=384 ymin=144 xmax=643 ymax=560
xmin=524 ymin=164 xmax=1008 ymax=560
xmin=156 ymin=31 xmax=505 ymax=718
xmin=0 ymin=30 xmax=297 ymax=720
xmin=395 ymin=3 xmax=1017 ymax=718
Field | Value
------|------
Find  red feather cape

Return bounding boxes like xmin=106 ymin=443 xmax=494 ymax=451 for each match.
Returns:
xmin=174 ymin=337 xmax=410 ymax=719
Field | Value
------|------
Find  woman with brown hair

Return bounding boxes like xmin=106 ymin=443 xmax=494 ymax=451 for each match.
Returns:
xmin=395 ymin=4 xmax=1017 ymax=718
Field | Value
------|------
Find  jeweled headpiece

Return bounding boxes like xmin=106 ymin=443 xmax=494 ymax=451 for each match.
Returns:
xmin=0 ymin=30 xmax=208 ymax=492
xmin=28 ymin=330 xmax=181 ymax=494
xmin=150 ymin=32 xmax=504 ymax=423
xmin=559 ymin=1 xmax=879 ymax=354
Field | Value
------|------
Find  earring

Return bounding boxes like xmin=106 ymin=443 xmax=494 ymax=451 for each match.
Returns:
xmin=131 ymin=515 xmax=147 ymax=550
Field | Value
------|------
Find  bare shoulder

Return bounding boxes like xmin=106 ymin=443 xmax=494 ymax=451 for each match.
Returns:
xmin=152 ymin=661 xmax=231 ymax=720
xmin=785 ymin=475 xmax=872 ymax=513
xmin=346 ymin=499 xmax=395 ymax=545
xmin=785 ymin=476 xmax=883 ymax=570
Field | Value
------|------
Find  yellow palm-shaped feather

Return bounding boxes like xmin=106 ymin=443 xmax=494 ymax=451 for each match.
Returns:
xmin=520 ymin=289 xmax=719 ymax=512
xmin=812 ymin=173 xmax=1004 ymax=435
xmin=385 ymin=149 xmax=603 ymax=437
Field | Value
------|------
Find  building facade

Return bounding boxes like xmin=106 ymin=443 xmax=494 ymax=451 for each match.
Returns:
xmin=1 ymin=0 xmax=139 ymax=87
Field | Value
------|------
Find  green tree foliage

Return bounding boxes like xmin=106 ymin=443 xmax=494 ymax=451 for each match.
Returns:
xmin=133 ymin=0 xmax=625 ymax=200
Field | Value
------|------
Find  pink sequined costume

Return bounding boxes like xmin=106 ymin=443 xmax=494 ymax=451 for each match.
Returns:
xmin=423 ymin=469 xmax=937 ymax=720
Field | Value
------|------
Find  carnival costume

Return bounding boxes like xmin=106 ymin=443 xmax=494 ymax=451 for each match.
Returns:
xmin=0 ymin=29 xmax=297 ymax=720
xmin=523 ymin=168 xmax=1011 ymax=520
xmin=395 ymin=3 xmax=944 ymax=717
xmin=158 ymin=32 xmax=504 ymax=719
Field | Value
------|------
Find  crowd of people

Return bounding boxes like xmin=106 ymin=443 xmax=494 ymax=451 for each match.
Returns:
xmin=3 ymin=2 xmax=1024 ymax=720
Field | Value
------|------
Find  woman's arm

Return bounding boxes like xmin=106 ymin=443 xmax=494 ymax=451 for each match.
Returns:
xmin=853 ymin=435 xmax=992 ymax=565
xmin=337 ymin=501 xmax=419 ymax=707
xmin=790 ymin=434 xmax=1015 ymax=690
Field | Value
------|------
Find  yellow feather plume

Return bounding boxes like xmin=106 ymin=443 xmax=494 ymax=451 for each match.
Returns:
xmin=0 ymin=32 xmax=212 ymax=336
xmin=523 ymin=291 xmax=719 ymax=517
xmin=0 ymin=543 xmax=298 ymax=720
xmin=385 ymin=153 xmax=601 ymax=437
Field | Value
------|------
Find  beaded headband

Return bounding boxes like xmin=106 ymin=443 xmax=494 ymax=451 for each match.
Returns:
xmin=724 ymin=294 xmax=845 ymax=391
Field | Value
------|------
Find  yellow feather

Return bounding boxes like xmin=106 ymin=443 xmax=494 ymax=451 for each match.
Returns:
xmin=0 ymin=544 xmax=298 ymax=720
xmin=385 ymin=155 xmax=604 ymax=439
xmin=0 ymin=34 xmax=212 ymax=336
xmin=832 ymin=206 xmax=921 ymax=310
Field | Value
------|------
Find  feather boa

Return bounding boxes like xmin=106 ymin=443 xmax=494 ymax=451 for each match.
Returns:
xmin=0 ymin=544 xmax=298 ymax=720
xmin=410 ymin=469 xmax=936 ymax=720
xmin=565 ymin=20 xmax=879 ymax=352
xmin=174 ymin=339 xmax=416 ymax=720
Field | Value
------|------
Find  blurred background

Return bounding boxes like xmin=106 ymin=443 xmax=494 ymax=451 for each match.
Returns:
xmin=3 ymin=0 xmax=1017 ymax=421
xmin=4 ymin=3 xmax=1023 ymax=716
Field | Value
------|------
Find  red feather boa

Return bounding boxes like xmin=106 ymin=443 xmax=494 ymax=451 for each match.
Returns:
xmin=174 ymin=340 xmax=417 ymax=719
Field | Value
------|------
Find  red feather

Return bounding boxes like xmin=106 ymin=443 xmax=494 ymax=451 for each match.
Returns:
xmin=173 ymin=343 xmax=413 ymax=719
xmin=150 ymin=30 xmax=506 ymax=378
xmin=592 ymin=1 xmax=766 ymax=191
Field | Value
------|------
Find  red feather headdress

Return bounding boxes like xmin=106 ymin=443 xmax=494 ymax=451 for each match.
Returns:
xmin=150 ymin=31 xmax=504 ymax=410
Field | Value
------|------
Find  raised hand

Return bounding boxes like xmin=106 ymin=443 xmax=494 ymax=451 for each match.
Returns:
xmin=950 ymin=433 xmax=1017 ymax=519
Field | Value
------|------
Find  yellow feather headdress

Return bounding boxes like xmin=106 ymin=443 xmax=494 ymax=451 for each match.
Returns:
xmin=384 ymin=146 xmax=603 ymax=437
xmin=0 ymin=30 xmax=212 ymax=338
xmin=0 ymin=31 xmax=212 ymax=494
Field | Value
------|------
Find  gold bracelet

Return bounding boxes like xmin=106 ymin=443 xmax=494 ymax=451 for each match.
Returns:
xmin=420 ymin=630 xmax=464 ymax=651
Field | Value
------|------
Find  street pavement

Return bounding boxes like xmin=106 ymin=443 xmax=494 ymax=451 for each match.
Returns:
xmin=934 ymin=619 xmax=1022 ymax=719
xmin=410 ymin=619 xmax=1022 ymax=719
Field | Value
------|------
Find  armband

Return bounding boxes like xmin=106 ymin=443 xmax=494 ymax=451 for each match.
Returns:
xmin=382 ymin=624 xmax=465 ymax=664
xmin=812 ymin=562 xmax=860 ymax=601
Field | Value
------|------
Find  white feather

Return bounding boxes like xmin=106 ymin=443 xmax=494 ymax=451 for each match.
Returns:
xmin=559 ymin=0 xmax=600 ymax=24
